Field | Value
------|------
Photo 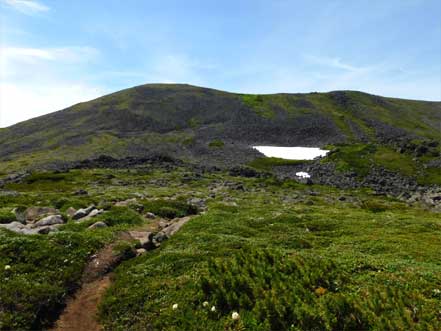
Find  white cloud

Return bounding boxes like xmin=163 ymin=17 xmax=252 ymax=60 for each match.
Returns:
xmin=304 ymin=55 xmax=371 ymax=73
xmin=1 ymin=0 xmax=49 ymax=15
xmin=0 ymin=45 xmax=105 ymax=127
xmin=0 ymin=83 xmax=105 ymax=127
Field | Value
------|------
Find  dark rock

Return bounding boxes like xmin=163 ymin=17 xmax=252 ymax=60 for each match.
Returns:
xmin=73 ymin=205 xmax=96 ymax=220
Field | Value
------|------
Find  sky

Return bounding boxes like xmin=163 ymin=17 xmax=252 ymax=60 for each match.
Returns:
xmin=0 ymin=0 xmax=440 ymax=127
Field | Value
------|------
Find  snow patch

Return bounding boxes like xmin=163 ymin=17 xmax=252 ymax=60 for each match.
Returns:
xmin=296 ymin=172 xmax=311 ymax=178
xmin=253 ymin=146 xmax=329 ymax=160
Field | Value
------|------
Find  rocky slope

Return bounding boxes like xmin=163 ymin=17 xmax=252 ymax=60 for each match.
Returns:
xmin=0 ymin=84 xmax=440 ymax=171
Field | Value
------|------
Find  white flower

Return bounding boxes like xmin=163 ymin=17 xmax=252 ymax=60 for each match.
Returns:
xmin=172 ymin=304 xmax=178 ymax=310
xmin=4 ymin=265 xmax=11 ymax=271
xmin=232 ymin=312 xmax=240 ymax=320
xmin=211 ymin=306 xmax=216 ymax=312
xmin=202 ymin=301 xmax=209 ymax=307
xmin=433 ymin=289 xmax=441 ymax=294
xmin=64 ymin=259 xmax=69 ymax=263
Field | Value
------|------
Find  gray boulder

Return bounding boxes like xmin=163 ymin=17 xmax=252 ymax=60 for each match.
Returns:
xmin=0 ymin=221 xmax=25 ymax=232
xmin=146 ymin=212 xmax=156 ymax=219
xmin=88 ymin=221 xmax=108 ymax=229
xmin=35 ymin=215 xmax=64 ymax=227
xmin=24 ymin=207 xmax=59 ymax=223
xmin=73 ymin=205 xmax=95 ymax=220
xmin=128 ymin=231 xmax=155 ymax=249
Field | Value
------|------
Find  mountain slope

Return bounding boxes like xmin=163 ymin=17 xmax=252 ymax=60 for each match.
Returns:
xmin=0 ymin=84 xmax=440 ymax=171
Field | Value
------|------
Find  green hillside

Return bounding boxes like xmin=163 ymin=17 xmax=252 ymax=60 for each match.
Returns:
xmin=0 ymin=84 xmax=440 ymax=172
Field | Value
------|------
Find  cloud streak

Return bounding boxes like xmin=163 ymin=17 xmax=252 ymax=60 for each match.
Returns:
xmin=0 ymin=45 xmax=105 ymax=127
xmin=1 ymin=0 xmax=49 ymax=15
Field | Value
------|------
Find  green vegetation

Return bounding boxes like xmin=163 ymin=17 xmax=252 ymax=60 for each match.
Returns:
xmin=141 ymin=199 xmax=198 ymax=219
xmin=241 ymin=94 xmax=276 ymax=119
xmin=373 ymin=146 xmax=416 ymax=176
xmin=98 ymin=176 xmax=441 ymax=330
xmin=325 ymin=144 xmax=376 ymax=176
xmin=1 ymin=85 xmax=440 ymax=173
xmin=208 ymin=139 xmax=225 ymax=148
xmin=324 ymin=143 xmax=439 ymax=183
xmin=248 ymin=157 xmax=307 ymax=171
xmin=0 ymin=209 xmax=15 ymax=224
xmin=0 ymin=161 xmax=440 ymax=330
xmin=0 ymin=230 xmax=109 ymax=330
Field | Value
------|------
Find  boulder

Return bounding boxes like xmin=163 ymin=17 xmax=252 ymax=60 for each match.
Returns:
xmin=73 ymin=205 xmax=95 ymax=220
xmin=36 ymin=224 xmax=62 ymax=234
xmin=88 ymin=221 xmax=108 ymax=229
xmin=24 ymin=207 xmax=59 ymax=223
xmin=66 ymin=207 xmax=77 ymax=218
xmin=13 ymin=207 xmax=27 ymax=223
xmin=146 ymin=212 xmax=156 ymax=219
xmin=128 ymin=231 xmax=155 ymax=249
xmin=152 ymin=231 xmax=168 ymax=245
xmin=88 ymin=209 xmax=103 ymax=218
xmin=161 ymin=216 xmax=191 ymax=237
xmin=114 ymin=198 xmax=137 ymax=207
xmin=35 ymin=215 xmax=64 ymax=227
xmin=187 ymin=197 xmax=206 ymax=210
xmin=0 ymin=221 xmax=25 ymax=233
xmin=76 ymin=209 xmax=104 ymax=222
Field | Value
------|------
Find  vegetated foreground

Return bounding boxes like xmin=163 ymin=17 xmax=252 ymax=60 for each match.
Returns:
xmin=0 ymin=159 xmax=440 ymax=331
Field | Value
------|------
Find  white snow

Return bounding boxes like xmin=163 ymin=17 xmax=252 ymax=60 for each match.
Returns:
xmin=296 ymin=171 xmax=311 ymax=178
xmin=253 ymin=146 xmax=329 ymax=160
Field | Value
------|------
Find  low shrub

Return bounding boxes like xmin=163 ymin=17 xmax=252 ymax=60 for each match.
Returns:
xmin=208 ymin=139 xmax=225 ymax=148
xmin=361 ymin=200 xmax=387 ymax=213
xmin=141 ymin=199 xmax=198 ymax=219
xmin=196 ymin=248 xmax=439 ymax=331
xmin=0 ymin=230 xmax=106 ymax=330
xmin=0 ymin=208 xmax=15 ymax=224
xmin=93 ymin=207 xmax=143 ymax=227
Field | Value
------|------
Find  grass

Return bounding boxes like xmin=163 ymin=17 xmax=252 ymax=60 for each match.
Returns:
xmin=248 ymin=157 xmax=308 ymax=171
xmin=373 ymin=146 xmax=417 ymax=176
xmin=323 ymin=144 xmax=376 ymax=176
xmin=208 ymin=139 xmax=225 ymax=149
xmin=241 ymin=94 xmax=276 ymax=119
xmin=0 ymin=209 xmax=15 ymax=224
xmin=0 ymin=165 xmax=440 ymax=330
xmin=0 ymin=230 xmax=111 ymax=330
xmin=97 ymin=170 xmax=441 ymax=331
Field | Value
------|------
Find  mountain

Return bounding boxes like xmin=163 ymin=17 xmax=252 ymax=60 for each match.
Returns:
xmin=0 ymin=83 xmax=440 ymax=171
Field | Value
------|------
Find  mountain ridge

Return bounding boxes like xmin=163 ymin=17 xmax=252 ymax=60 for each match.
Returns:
xmin=0 ymin=83 xmax=440 ymax=172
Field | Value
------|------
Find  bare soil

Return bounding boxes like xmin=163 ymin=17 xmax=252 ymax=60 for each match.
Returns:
xmin=51 ymin=216 xmax=192 ymax=331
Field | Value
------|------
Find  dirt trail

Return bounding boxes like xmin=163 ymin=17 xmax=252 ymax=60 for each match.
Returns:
xmin=51 ymin=216 xmax=193 ymax=331
xmin=52 ymin=276 xmax=111 ymax=331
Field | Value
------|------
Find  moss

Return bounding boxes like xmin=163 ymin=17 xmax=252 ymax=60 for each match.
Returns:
xmin=241 ymin=94 xmax=276 ymax=119
xmin=0 ymin=230 xmax=110 ymax=330
xmin=141 ymin=199 xmax=198 ymax=219
xmin=208 ymin=139 xmax=224 ymax=148
xmin=418 ymin=167 xmax=441 ymax=185
xmin=325 ymin=144 xmax=376 ymax=176
xmin=373 ymin=147 xmax=417 ymax=176
xmin=93 ymin=207 xmax=144 ymax=227
xmin=248 ymin=157 xmax=307 ymax=171
xmin=0 ymin=208 xmax=15 ymax=224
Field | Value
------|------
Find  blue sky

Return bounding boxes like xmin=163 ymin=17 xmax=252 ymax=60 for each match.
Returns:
xmin=1 ymin=0 xmax=440 ymax=127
